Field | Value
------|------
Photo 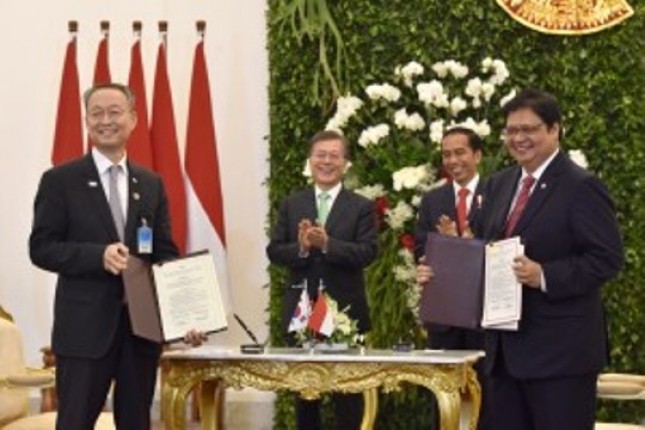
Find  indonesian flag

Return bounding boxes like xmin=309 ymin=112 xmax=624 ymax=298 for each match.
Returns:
xmin=288 ymin=288 xmax=311 ymax=332
xmin=308 ymin=292 xmax=334 ymax=336
xmin=93 ymin=34 xmax=111 ymax=84
xmin=87 ymin=30 xmax=112 ymax=151
xmin=150 ymin=41 xmax=187 ymax=254
xmin=51 ymin=32 xmax=83 ymax=166
xmin=127 ymin=36 xmax=154 ymax=169
xmin=185 ymin=39 xmax=231 ymax=311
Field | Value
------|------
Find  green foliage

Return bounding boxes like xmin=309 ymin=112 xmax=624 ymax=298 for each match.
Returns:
xmin=267 ymin=0 xmax=645 ymax=426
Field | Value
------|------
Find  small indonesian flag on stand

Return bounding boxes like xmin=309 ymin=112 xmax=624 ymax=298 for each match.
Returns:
xmin=288 ymin=284 xmax=311 ymax=333
xmin=308 ymin=283 xmax=334 ymax=337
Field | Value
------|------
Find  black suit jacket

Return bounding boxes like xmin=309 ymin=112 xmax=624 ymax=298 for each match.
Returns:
xmin=29 ymin=154 xmax=178 ymax=359
xmin=479 ymin=151 xmax=623 ymax=378
xmin=267 ymin=187 xmax=378 ymax=333
xmin=414 ymin=180 xmax=485 ymax=341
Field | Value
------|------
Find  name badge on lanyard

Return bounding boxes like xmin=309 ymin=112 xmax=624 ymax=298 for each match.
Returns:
xmin=137 ymin=218 xmax=153 ymax=254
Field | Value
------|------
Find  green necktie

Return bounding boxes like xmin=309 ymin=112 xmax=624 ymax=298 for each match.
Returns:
xmin=318 ymin=191 xmax=331 ymax=225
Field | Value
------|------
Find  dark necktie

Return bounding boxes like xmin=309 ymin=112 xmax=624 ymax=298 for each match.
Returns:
xmin=504 ymin=175 xmax=535 ymax=237
xmin=456 ymin=187 xmax=469 ymax=234
xmin=108 ymin=165 xmax=125 ymax=241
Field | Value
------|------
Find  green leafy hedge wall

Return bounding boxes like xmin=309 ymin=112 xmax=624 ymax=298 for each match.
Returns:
xmin=266 ymin=1 xmax=644 ymax=427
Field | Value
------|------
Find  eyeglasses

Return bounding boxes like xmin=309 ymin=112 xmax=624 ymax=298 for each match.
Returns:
xmin=88 ymin=108 xmax=128 ymax=123
xmin=501 ymin=122 xmax=545 ymax=138
xmin=311 ymin=151 xmax=344 ymax=162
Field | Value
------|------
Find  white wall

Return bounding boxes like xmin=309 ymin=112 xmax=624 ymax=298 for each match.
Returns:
xmin=0 ymin=0 xmax=270 ymax=365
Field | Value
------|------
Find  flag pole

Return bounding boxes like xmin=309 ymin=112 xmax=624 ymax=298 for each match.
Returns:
xmin=133 ymin=20 xmax=142 ymax=38
xmin=159 ymin=20 xmax=168 ymax=47
xmin=196 ymin=20 xmax=206 ymax=39
xmin=100 ymin=20 xmax=109 ymax=39
xmin=68 ymin=20 xmax=78 ymax=37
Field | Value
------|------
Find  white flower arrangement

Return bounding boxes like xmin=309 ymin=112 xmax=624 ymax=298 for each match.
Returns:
xmin=292 ymin=291 xmax=360 ymax=347
xmin=319 ymin=57 xmax=514 ymax=318
xmin=358 ymin=123 xmax=391 ymax=147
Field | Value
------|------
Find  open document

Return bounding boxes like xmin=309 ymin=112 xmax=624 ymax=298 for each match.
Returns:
xmin=420 ymin=233 xmax=524 ymax=331
xmin=123 ymin=250 xmax=228 ymax=343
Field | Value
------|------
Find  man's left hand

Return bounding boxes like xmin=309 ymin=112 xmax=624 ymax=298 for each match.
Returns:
xmin=306 ymin=225 xmax=328 ymax=250
xmin=512 ymin=255 xmax=542 ymax=289
xmin=183 ymin=329 xmax=208 ymax=347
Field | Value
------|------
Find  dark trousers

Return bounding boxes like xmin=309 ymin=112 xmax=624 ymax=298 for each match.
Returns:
xmin=296 ymin=393 xmax=363 ymax=430
xmin=55 ymin=309 xmax=161 ymax=430
xmin=488 ymin=349 xmax=597 ymax=430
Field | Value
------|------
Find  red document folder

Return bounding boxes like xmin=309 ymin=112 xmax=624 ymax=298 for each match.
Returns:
xmin=419 ymin=232 xmax=485 ymax=329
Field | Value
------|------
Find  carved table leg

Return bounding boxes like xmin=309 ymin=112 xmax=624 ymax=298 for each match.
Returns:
xmin=464 ymin=366 xmax=482 ymax=430
xmin=164 ymin=382 xmax=189 ymax=430
xmin=434 ymin=389 xmax=461 ymax=430
xmin=199 ymin=379 xmax=224 ymax=430
xmin=360 ymin=388 xmax=378 ymax=430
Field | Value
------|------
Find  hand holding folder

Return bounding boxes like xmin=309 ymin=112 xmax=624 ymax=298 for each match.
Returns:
xmin=419 ymin=233 xmax=485 ymax=329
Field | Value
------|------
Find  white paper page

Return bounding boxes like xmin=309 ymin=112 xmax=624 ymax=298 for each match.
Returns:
xmin=481 ymin=237 xmax=523 ymax=328
xmin=153 ymin=251 xmax=228 ymax=340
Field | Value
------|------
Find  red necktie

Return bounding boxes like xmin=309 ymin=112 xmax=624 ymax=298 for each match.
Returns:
xmin=504 ymin=175 xmax=535 ymax=237
xmin=456 ymin=187 xmax=469 ymax=234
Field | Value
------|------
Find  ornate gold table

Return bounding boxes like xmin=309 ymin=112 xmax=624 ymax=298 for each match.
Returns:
xmin=161 ymin=346 xmax=483 ymax=430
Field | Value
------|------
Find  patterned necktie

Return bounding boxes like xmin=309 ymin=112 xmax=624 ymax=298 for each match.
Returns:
xmin=108 ymin=165 xmax=125 ymax=241
xmin=504 ymin=175 xmax=535 ymax=237
xmin=456 ymin=187 xmax=469 ymax=234
xmin=317 ymin=191 xmax=331 ymax=225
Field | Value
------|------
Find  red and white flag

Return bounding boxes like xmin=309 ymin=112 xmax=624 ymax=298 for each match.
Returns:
xmin=51 ymin=29 xmax=83 ymax=166
xmin=93 ymin=32 xmax=111 ymax=84
xmin=308 ymin=292 xmax=334 ymax=336
xmin=87 ymin=25 xmax=112 ymax=151
xmin=150 ymin=40 xmax=187 ymax=254
xmin=288 ymin=288 xmax=311 ymax=332
xmin=127 ymin=32 xmax=154 ymax=169
xmin=185 ymin=38 xmax=232 ymax=311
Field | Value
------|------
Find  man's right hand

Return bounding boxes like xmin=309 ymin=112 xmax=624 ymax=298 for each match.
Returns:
xmin=298 ymin=219 xmax=313 ymax=254
xmin=103 ymin=243 xmax=129 ymax=275
xmin=416 ymin=256 xmax=434 ymax=285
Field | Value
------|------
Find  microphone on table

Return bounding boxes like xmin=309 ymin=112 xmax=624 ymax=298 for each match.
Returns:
xmin=233 ymin=313 xmax=265 ymax=354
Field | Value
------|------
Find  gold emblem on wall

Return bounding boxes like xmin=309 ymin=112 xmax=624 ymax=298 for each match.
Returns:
xmin=496 ymin=0 xmax=634 ymax=35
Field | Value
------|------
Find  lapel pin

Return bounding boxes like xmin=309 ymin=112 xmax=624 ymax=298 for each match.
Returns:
xmin=132 ymin=192 xmax=140 ymax=201
xmin=88 ymin=181 xmax=98 ymax=187
xmin=476 ymin=194 xmax=483 ymax=209
xmin=540 ymin=183 xmax=547 ymax=190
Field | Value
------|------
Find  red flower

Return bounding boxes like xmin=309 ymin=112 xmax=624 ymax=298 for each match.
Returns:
xmin=375 ymin=196 xmax=389 ymax=216
xmin=399 ymin=233 xmax=414 ymax=251
xmin=374 ymin=196 xmax=390 ymax=231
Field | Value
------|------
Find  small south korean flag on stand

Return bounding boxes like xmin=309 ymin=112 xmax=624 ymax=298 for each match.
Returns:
xmin=288 ymin=284 xmax=312 ymax=333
